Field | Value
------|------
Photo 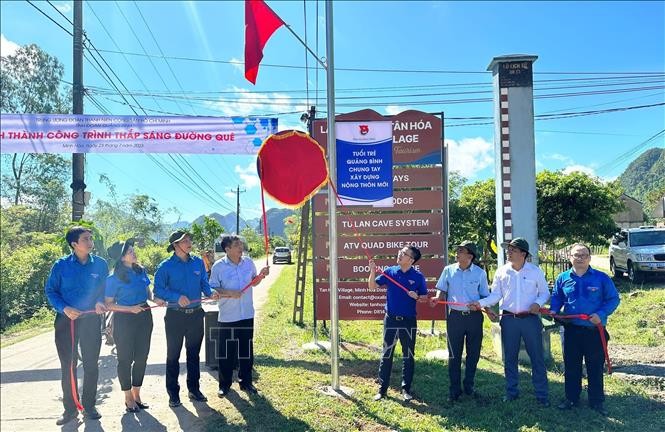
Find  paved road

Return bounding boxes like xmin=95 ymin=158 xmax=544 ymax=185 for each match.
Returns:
xmin=0 ymin=257 xmax=286 ymax=432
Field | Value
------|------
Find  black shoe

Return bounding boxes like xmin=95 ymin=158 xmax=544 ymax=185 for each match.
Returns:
xmin=401 ymin=389 xmax=414 ymax=402
xmin=465 ymin=389 xmax=480 ymax=399
xmin=125 ymin=403 xmax=140 ymax=413
xmin=557 ymin=399 xmax=578 ymax=410
xmin=135 ymin=401 xmax=149 ymax=409
xmin=502 ymin=395 xmax=519 ymax=402
xmin=590 ymin=404 xmax=608 ymax=416
xmin=537 ymin=398 xmax=551 ymax=408
xmin=188 ymin=390 xmax=208 ymax=402
xmin=82 ymin=407 xmax=102 ymax=420
xmin=240 ymin=383 xmax=258 ymax=394
xmin=373 ymin=392 xmax=386 ymax=401
xmin=168 ymin=398 xmax=182 ymax=408
xmin=55 ymin=411 xmax=77 ymax=425
xmin=217 ymin=387 xmax=231 ymax=398
xmin=447 ymin=392 xmax=462 ymax=403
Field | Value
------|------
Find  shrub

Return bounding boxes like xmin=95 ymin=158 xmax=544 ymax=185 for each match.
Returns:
xmin=0 ymin=242 xmax=62 ymax=330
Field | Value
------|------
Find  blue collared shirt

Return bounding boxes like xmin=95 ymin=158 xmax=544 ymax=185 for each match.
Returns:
xmin=105 ymin=268 xmax=151 ymax=306
xmin=153 ymin=254 xmax=212 ymax=308
xmin=45 ymin=254 xmax=109 ymax=313
xmin=376 ymin=265 xmax=427 ymax=318
xmin=209 ymin=256 xmax=256 ymax=323
xmin=435 ymin=263 xmax=489 ymax=311
xmin=550 ymin=266 xmax=620 ymax=327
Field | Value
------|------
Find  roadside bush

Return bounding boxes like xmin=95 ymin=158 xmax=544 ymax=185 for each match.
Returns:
xmin=0 ymin=242 xmax=62 ymax=330
xmin=134 ymin=243 xmax=170 ymax=275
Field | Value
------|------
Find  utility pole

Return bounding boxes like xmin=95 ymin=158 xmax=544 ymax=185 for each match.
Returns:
xmin=230 ymin=185 xmax=246 ymax=234
xmin=71 ymin=0 xmax=85 ymax=221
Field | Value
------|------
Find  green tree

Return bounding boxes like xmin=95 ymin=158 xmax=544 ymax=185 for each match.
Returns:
xmin=456 ymin=178 xmax=496 ymax=262
xmin=191 ymin=216 xmax=225 ymax=253
xmin=89 ymin=175 xmax=166 ymax=243
xmin=537 ymin=170 xmax=623 ymax=246
xmin=240 ymin=227 xmax=266 ymax=259
xmin=0 ymin=44 xmax=70 ymax=114
xmin=0 ymin=242 xmax=62 ymax=329
xmin=1 ymin=44 xmax=71 ymax=222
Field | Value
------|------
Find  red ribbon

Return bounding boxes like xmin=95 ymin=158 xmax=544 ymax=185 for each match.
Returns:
xmin=68 ymin=319 xmax=84 ymax=411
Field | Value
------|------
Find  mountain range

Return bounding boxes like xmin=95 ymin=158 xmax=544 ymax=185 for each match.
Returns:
xmin=174 ymin=207 xmax=296 ymax=237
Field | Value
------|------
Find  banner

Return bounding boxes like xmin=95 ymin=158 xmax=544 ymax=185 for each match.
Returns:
xmin=0 ymin=114 xmax=278 ymax=154
xmin=335 ymin=121 xmax=393 ymax=207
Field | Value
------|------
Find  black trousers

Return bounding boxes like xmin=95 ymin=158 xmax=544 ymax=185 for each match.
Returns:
xmin=217 ymin=318 xmax=254 ymax=389
xmin=54 ymin=313 xmax=102 ymax=413
xmin=164 ymin=308 xmax=204 ymax=398
xmin=114 ymin=309 xmax=153 ymax=391
xmin=563 ymin=324 xmax=609 ymax=406
xmin=378 ymin=315 xmax=417 ymax=393
xmin=446 ymin=309 xmax=484 ymax=396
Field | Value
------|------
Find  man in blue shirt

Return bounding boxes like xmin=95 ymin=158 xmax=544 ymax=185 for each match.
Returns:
xmin=430 ymin=241 xmax=489 ymax=402
xmin=45 ymin=226 xmax=108 ymax=425
xmin=550 ymin=243 xmax=620 ymax=416
xmin=369 ymin=246 xmax=428 ymax=402
xmin=154 ymin=230 xmax=218 ymax=407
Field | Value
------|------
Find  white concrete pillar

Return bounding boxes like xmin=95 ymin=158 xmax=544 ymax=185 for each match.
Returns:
xmin=487 ymin=55 xmax=539 ymax=265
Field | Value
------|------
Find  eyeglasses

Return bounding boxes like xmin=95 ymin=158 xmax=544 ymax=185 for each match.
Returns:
xmin=399 ymin=250 xmax=414 ymax=260
xmin=571 ymin=253 xmax=590 ymax=259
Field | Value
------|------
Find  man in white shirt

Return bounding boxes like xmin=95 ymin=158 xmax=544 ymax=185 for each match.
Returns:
xmin=430 ymin=241 xmax=489 ymax=402
xmin=209 ymin=235 xmax=269 ymax=397
xmin=469 ymin=237 xmax=551 ymax=407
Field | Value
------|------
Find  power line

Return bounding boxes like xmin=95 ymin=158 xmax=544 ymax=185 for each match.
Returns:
xmin=133 ymin=0 xmax=197 ymax=115
xmin=26 ymin=0 xmax=72 ymax=36
xmin=597 ymin=129 xmax=665 ymax=175
xmin=85 ymin=1 xmax=164 ymax=113
xmin=112 ymin=0 xmax=184 ymax=114
xmin=91 ymin=48 xmax=665 ymax=76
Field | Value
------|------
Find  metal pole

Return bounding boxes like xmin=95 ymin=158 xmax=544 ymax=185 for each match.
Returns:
xmin=236 ymin=185 xmax=240 ymax=234
xmin=325 ymin=0 xmax=339 ymax=390
xmin=442 ymin=112 xmax=449 ymax=266
xmin=307 ymin=105 xmax=319 ymax=344
xmin=71 ymin=0 xmax=85 ymax=221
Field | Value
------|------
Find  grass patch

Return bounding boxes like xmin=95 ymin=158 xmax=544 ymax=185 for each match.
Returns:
xmin=205 ymin=266 xmax=665 ymax=431
xmin=0 ymin=307 xmax=54 ymax=348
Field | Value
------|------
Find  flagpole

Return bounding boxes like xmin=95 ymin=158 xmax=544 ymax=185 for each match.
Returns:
xmin=284 ymin=24 xmax=327 ymax=70
xmin=325 ymin=0 xmax=340 ymax=391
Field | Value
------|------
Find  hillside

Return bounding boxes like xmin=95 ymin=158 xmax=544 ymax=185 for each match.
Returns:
xmin=187 ymin=208 xmax=296 ymax=237
xmin=618 ymin=147 xmax=665 ymax=207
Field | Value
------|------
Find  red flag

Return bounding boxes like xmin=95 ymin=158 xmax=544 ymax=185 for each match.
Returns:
xmin=245 ymin=0 xmax=285 ymax=84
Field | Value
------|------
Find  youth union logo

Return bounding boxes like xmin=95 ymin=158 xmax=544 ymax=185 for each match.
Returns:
xmin=359 ymin=125 xmax=369 ymax=135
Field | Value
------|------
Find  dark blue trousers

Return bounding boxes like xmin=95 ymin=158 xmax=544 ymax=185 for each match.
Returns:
xmin=378 ymin=314 xmax=417 ymax=394
xmin=563 ymin=324 xmax=608 ymax=406
xmin=500 ymin=314 xmax=548 ymax=400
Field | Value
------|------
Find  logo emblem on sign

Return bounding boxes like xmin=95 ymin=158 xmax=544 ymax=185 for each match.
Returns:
xmin=359 ymin=125 xmax=369 ymax=135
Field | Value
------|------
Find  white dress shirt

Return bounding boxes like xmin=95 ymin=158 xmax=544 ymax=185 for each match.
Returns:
xmin=478 ymin=262 xmax=550 ymax=313
xmin=209 ymin=256 xmax=256 ymax=323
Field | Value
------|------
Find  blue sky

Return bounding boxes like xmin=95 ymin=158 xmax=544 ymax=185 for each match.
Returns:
xmin=1 ymin=1 xmax=664 ymax=223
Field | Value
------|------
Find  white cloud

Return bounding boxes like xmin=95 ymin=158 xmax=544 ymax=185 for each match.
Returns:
xmin=224 ymin=191 xmax=236 ymax=199
xmin=562 ymin=164 xmax=596 ymax=177
xmin=235 ymin=162 xmax=260 ymax=189
xmin=229 ymin=57 xmax=244 ymax=73
xmin=385 ymin=105 xmax=407 ymax=116
xmin=207 ymin=86 xmax=307 ymax=117
xmin=1 ymin=34 xmax=20 ymax=57
xmin=543 ymin=153 xmax=573 ymax=164
xmin=445 ymin=137 xmax=494 ymax=178
xmin=54 ymin=1 xmax=72 ymax=14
